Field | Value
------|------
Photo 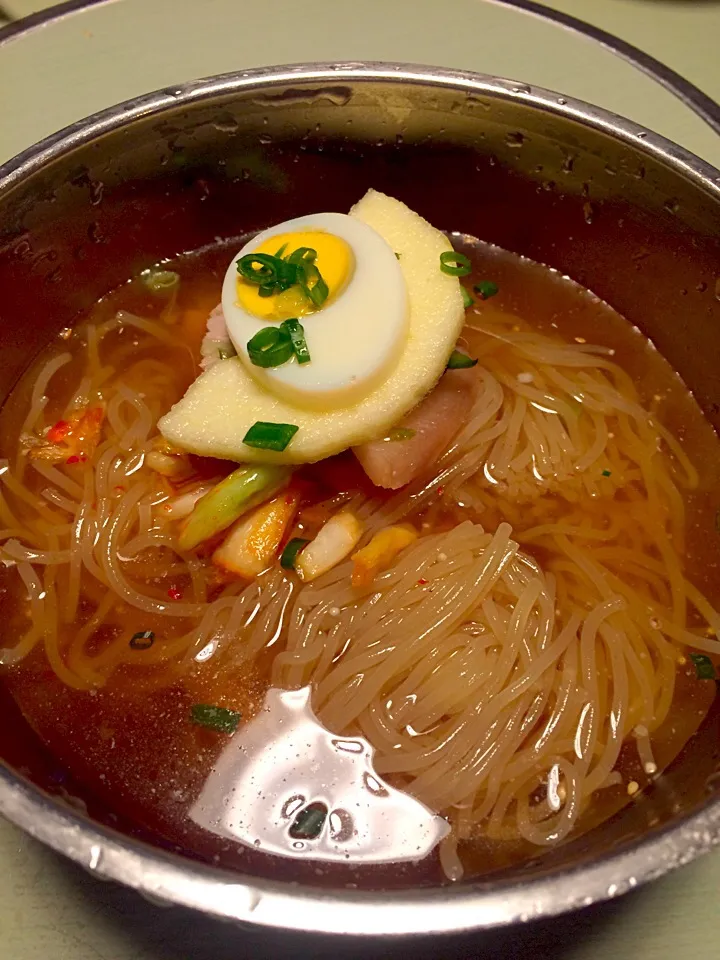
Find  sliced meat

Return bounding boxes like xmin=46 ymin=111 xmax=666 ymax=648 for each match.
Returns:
xmin=200 ymin=304 xmax=235 ymax=370
xmin=353 ymin=369 xmax=477 ymax=489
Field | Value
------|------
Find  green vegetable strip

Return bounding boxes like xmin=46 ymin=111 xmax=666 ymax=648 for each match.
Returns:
xmin=243 ymin=421 xmax=299 ymax=452
xmin=473 ymin=280 xmax=499 ymax=300
xmin=461 ymin=287 xmax=475 ymax=309
xmin=286 ymin=247 xmax=318 ymax=265
xmin=289 ymin=802 xmax=328 ymax=839
xmin=191 ymin=704 xmax=241 ymax=734
xmin=236 ymin=253 xmax=279 ymax=285
xmin=178 ymin=464 xmax=290 ymax=551
xmin=447 ymin=350 xmax=478 ymax=369
xmin=439 ymin=251 xmax=472 ymax=277
xmin=689 ymin=652 xmax=716 ymax=680
xmin=236 ymin=247 xmax=328 ymax=307
xmin=280 ymin=537 xmax=310 ymax=570
xmin=281 ymin=318 xmax=311 ymax=364
xmin=296 ymin=260 xmax=329 ymax=308
xmin=247 ymin=326 xmax=294 ymax=368
xmin=142 ymin=269 xmax=180 ymax=294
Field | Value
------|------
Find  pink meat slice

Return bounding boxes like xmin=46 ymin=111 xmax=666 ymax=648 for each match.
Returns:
xmin=353 ymin=369 xmax=477 ymax=490
xmin=200 ymin=304 xmax=234 ymax=370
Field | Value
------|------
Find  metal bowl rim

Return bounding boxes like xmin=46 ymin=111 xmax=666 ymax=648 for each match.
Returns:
xmin=1 ymin=60 xmax=720 ymax=936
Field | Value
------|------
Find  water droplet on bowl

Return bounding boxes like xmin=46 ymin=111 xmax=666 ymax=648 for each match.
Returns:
xmin=505 ymin=132 xmax=527 ymax=150
xmin=213 ymin=116 xmax=239 ymax=134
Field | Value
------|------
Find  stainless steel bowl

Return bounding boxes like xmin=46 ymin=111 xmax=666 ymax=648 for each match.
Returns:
xmin=1 ymin=63 xmax=720 ymax=937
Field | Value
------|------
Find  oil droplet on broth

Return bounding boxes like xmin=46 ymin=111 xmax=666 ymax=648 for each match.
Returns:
xmin=189 ymin=686 xmax=449 ymax=864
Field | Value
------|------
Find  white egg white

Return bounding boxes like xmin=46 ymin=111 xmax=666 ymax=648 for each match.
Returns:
xmin=221 ymin=212 xmax=408 ymax=411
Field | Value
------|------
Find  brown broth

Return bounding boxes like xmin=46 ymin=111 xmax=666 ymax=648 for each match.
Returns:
xmin=1 ymin=236 xmax=719 ymax=888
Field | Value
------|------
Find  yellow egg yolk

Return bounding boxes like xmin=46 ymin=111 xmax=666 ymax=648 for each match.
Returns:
xmin=235 ymin=230 xmax=354 ymax=321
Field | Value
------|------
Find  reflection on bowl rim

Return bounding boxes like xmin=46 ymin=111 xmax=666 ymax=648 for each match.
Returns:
xmin=1 ymin=62 xmax=720 ymax=937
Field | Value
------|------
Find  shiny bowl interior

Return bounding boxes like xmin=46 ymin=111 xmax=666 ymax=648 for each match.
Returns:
xmin=1 ymin=63 xmax=720 ymax=937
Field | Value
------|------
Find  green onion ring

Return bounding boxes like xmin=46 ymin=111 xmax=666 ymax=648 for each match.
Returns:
xmin=236 ymin=253 xmax=283 ymax=285
xmin=439 ymin=251 xmax=472 ymax=277
xmin=246 ymin=326 xmax=294 ymax=368
xmin=281 ymin=318 xmax=311 ymax=364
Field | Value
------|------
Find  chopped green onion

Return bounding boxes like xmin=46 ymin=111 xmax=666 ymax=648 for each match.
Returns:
xmin=689 ymin=652 xmax=716 ymax=680
xmin=191 ymin=703 xmax=241 ymax=734
xmin=296 ymin=260 xmax=329 ymax=308
xmin=286 ymin=246 xmax=317 ymax=265
xmin=439 ymin=251 xmax=472 ymax=277
xmin=447 ymin=350 xmax=478 ymax=369
xmin=281 ymin=318 xmax=311 ymax=364
xmin=473 ymin=280 xmax=499 ymax=300
xmin=246 ymin=326 xmax=294 ymax=368
xmin=385 ymin=427 xmax=416 ymax=442
xmin=289 ymin=802 xmax=328 ymax=840
xmin=273 ymin=242 xmax=289 ymax=259
xmin=601 ymin=469 xmax=612 ymax=477
xmin=218 ymin=345 xmax=236 ymax=360
xmin=280 ymin=537 xmax=310 ymax=570
xmin=243 ymin=421 xmax=299 ymax=452
xmin=178 ymin=464 xmax=290 ymax=550
xmin=236 ymin=247 xmax=328 ymax=308
xmin=394 ymin=252 xmax=401 ymax=260
xmin=461 ymin=287 xmax=475 ymax=309
xmin=236 ymin=253 xmax=280 ymax=285
xmin=129 ymin=630 xmax=155 ymax=650
xmin=142 ymin=269 xmax=180 ymax=294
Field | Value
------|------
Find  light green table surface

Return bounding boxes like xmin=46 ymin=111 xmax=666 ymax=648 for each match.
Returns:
xmin=1 ymin=2 xmax=719 ymax=958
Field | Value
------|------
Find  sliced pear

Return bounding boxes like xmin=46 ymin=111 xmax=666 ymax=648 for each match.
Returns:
xmin=159 ymin=189 xmax=465 ymax=464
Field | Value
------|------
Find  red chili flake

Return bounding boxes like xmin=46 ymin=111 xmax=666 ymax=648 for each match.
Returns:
xmin=167 ymin=586 xmax=183 ymax=601
xmin=113 ymin=485 xmax=126 ymax=494
xmin=436 ymin=486 xmax=445 ymax=497
xmin=79 ymin=454 xmax=88 ymax=462
xmin=66 ymin=455 xmax=80 ymax=464
xmin=47 ymin=420 xmax=70 ymax=443
xmin=417 ymin=578 xmax=428 ymax=585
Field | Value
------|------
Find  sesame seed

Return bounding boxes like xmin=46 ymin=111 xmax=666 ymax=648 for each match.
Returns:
xmin=644 ymin=762 xmax=658 ymax=775
xmin=575 ymin=337 xmax=587 ymax=344
xmin=328 ymin=606 xmax=340 ymax=617
xmin=517 ymin=372 xmax=534 ymax=384
xmin=627 ymin=781 xmax=639 ymax=796
xmin=438 ymin=553 xmax=448 ymax=562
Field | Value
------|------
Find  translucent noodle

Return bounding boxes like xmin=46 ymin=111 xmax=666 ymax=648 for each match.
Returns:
xmin=1 ymin=303 xmax=718 ymax=872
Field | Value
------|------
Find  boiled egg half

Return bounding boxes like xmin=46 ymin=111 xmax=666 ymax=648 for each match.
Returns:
xmin=222 ymin=213 xmax=408 ymax=410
